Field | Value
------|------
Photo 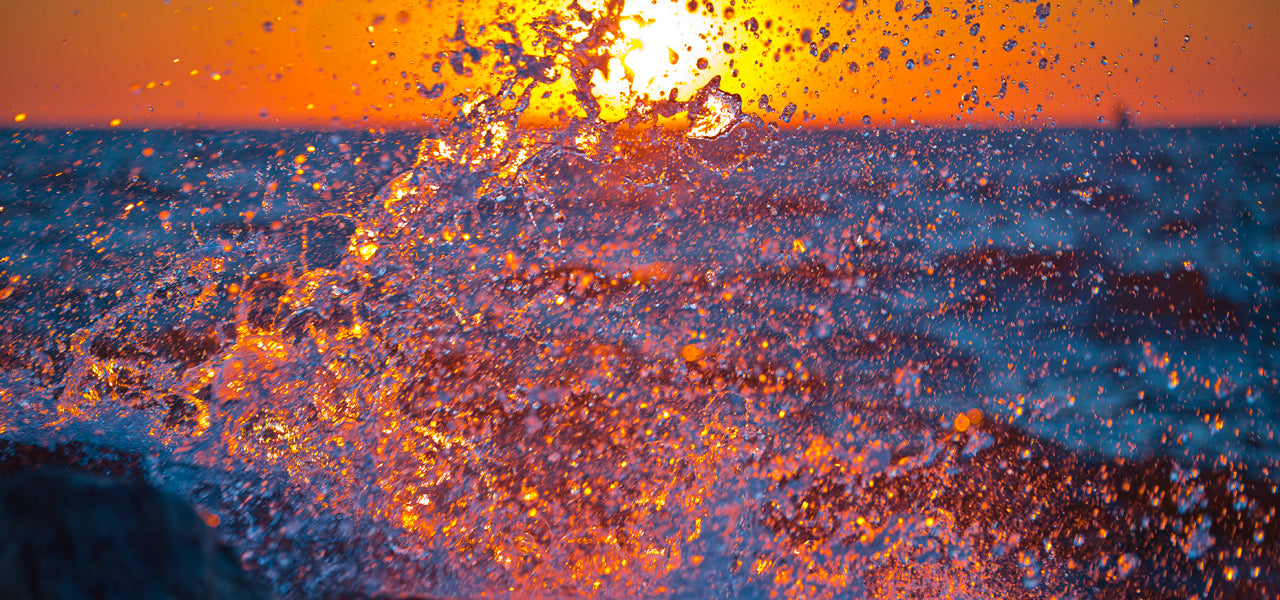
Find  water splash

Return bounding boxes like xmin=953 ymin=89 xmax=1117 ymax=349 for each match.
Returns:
xmin=1 ymin=1 xmax=1278 ymax=599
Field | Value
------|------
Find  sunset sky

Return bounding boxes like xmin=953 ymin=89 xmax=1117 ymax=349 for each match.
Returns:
xmin=3 ymin=0 xmax=1277 ymax=128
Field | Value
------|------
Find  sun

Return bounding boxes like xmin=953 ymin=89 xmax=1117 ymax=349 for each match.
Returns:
xmin=586 ymin=0 xmax=735 ymax=118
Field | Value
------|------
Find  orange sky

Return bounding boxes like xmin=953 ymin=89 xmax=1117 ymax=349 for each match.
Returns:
xmin=2 ymin=0 xmax=1277 ymax=128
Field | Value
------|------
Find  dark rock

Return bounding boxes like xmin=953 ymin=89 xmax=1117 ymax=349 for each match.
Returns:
xmin=0 ymin=469 xmax=267 ymax=600
xmin=0 ymin=439 xmax=145 ymax=481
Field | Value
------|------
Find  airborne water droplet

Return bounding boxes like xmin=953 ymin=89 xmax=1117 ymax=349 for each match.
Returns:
xmin=779 ymin=102 xmax=797 ymax=123
xmin=1035 ymin=3 xmax=1051 ymax=24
